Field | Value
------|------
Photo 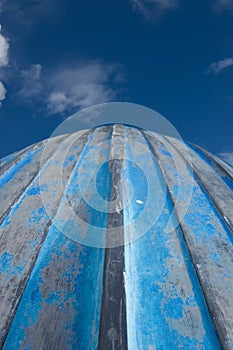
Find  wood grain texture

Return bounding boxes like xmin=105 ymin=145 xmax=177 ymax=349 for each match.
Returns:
xmin=0 ymin=124 xmax=233 ymax=349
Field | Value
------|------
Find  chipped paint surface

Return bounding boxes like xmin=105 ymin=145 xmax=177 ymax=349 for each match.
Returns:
xmin=146 ymin=131 xmax=233 ymax=349
xmin=4 ymin=227 xmax=105 ymax=350
xmin=123 ymin=128 xmax=220 ymax=350
xmin=0 ymin=124 xmax=233 ymax=349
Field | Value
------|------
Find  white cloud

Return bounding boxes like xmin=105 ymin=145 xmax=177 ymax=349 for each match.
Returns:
xmin=46 ymin=62 xmax=124 ymax=114
xmin=47 ymin=92 xmax=67 ymax=114
xmin=207 ymin=57 xmax=233 ymax=74
xmin=17 ymin=61 xmax=126 ymax=116
xmin=130 ymin=0 xmax=179 ymax=21
xmin=17 ymin=64 xmax=42 ymax=98
xmin=0 ymin=24 xmax=9 ymax=107
xmin=213 ymin=0 xmax=233 ymax=12
xmin=0 ymin=24 xmax=9 ymax=67
xmin=0 ymin=81 xmax=6 ymax=106
xmin=218 ymin=152 xmax=233 ymax=166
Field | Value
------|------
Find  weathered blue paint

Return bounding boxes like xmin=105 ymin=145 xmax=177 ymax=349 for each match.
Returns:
xmin=3 ymin=227 xmax=105 ymax=350
xmin=52 ymin=127 xmax=113 ymax=247
xmin=123 ymin=127 xmax=220 ymax=349
xmin=0 ymin=132 xmax=90 ymax=346
xmin=171 ymin=136 xmax=233 ymax=233
xmin=3 ymin=127 xmax=113 ymax=349
xmin=0 ymin=145 xmax=43 ymax=188
xmin=0 ymin=124 xmax=233 ymax=349
xmin=0 ymin=150 xmax=21 ymax=168
xmin=146 ymin=132 xmax=233 ymax=348
xmin=0 ymin=252 xmax=25 ymax=279
xmin=188 ymin=143 xmax=233 ymax=192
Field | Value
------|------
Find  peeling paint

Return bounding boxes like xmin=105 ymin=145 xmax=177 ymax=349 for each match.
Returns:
xmin=1 ymin=124 xmax=233 ymax=349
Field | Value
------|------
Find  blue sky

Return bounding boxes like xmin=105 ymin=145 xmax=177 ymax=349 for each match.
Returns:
xmin=0 ymin=0 xmax=233 ymax=160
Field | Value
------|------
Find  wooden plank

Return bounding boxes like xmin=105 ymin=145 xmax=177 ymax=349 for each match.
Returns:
xmin=123 ymin=127 xmax=220 ymax=349
xmin=170 ymin=136 xmax=233 ymax=233
xmin=98 ymin=125 xmax=127 ymax=350
xmin=0 ymin=150 xmax=21 ymax=168
xmin=0 ymin=131 xmax=90 ymax=347
xmin=3 ymin=229 xmax=105 ymax=350
xmin=1 ymin=124 xmax=233 ymax=349
xmin=0 ymin=136 xmax=66 ymax=225
xmin=0 ymin=142 xmax=44 ymax=177
xmin=188 ymin=143 xmax=233 ymax=193
xmin=3 ymin=127 xmax=112 ymax=349
xmin=146 ymin=131 xmax=233 ymax=349
xmin=189 ymin=143 xmax=233 ymax=183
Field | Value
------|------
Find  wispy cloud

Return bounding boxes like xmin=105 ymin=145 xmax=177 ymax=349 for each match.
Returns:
xmin=207 ymin=57 xmax=233 ymax=74
xmin=212 ymin=0 xmax=233 ymax=13
xmin=0 ymin=81 xmax=6 ymax=106
xmin=130 ymin=0 xmax=179 ymax=21
xmin=0 ymin=24 xmax=9 ymax=107
xmin=0 ymin=25 xmax=9 ymax=67
xmin=0 ymin=0 xmax=60 ymax=107
xmin=16 ymin=61 xmax=126 ymax=116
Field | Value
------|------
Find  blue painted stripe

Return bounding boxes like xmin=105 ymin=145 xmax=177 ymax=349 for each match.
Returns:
xmin=0 ymin=139 xmax=66 ymax=231
xmin=3 ymin=228 xmax=105 ymax=350
xmin=169 ymin=137 xmax=233 ymax=234
xmin=208 ymin=150 xmax=233 ymax=179
xmin=3 ymin=127 xmax=113 ymax=349
xmin=0 ymin=150 xmax=20 ymax=168
xmin=188 ymin=143 xmax=233 ymax=192
xmin=53 ymin=127 xmax=113 ymax=248
xmin=0 ymin=134 xmax=92 ymax=346
xmin=0 ymin=145 xmax=44 ymax=188
xmin=123 ymin=128 xmax=220 ymax=350
xmin=149 ymin=134 xmax=233 ymax=347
